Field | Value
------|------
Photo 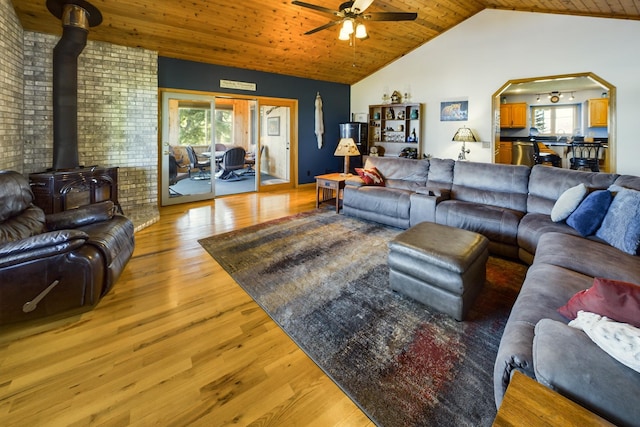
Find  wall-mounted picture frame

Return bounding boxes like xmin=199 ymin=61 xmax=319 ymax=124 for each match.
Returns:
xmin=353 ymin=112 xmax=368 ymax=123
xmin=267 ymin=117 xmax=280 ymax=136
xmin=440 ymin=100 xmax=468 ymax=121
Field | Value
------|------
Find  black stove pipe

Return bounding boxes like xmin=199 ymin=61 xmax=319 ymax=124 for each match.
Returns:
xmin=48 ymin=0 xmax=102 ymax=170
xmin=51 ymin=24 xmax=87 ymax=170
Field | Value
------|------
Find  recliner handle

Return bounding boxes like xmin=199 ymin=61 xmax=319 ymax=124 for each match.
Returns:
xmin=23 ymin=280 xmax=60 ymax=313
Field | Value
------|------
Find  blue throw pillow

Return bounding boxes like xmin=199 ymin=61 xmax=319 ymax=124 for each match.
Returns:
xmin=595 ymin=189 xmax=640 ymax=255
xmin=566 ymin=190 xmax=613 ymax=236
xmin=550 ymin=183 xmax=588 ymax=222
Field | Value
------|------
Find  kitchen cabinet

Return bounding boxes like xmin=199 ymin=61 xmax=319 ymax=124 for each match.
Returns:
xmin=588 ymin=98 xmax=608 ymax=127
xmin=500 ymin=103 xmax=527 ymax=128
xmin=368 ymin=103 xmax=422 ymax=156
xmin=496 ymin=141 xmax=512 ymax=164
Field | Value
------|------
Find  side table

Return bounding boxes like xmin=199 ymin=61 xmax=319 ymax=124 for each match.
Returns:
xmin=315 ymin=173 xmax=347 ymax=213
xmin=493 ymin=371 xmax=615 ymax=427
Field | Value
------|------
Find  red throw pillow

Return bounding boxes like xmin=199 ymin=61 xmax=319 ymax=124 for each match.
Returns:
xmin=558 ymin=277 xmax=640 ymax=327
xmin=355 ymin=167 xmax=385 ymax=186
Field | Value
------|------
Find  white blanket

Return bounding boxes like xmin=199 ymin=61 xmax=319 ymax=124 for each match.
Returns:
xmin=315 ymin=93 xmax=324 ymax=149
xmin=569 ymin=310 xmax=640 ymax=373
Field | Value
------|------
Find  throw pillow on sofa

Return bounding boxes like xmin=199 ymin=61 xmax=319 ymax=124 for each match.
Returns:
xmin=551 ymin=183 xmax=588 ymax=222
xmin=595 ymin=188 xmax=640 ymax=255
xmin=566 ymin=190 xmax=613 ymax=236
xmin=355 ymin=167 xmax=385 ymax=186
xmin=558 ymin=277 xmax=640 ymax=328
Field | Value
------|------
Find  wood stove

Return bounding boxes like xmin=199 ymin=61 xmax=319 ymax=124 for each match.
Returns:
xmin=28 ymin=2 xmax=120 ymax=215
xmin=29 ymin=167 xmax=121 ymax=214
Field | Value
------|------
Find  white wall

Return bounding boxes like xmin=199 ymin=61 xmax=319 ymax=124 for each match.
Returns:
xmin=351 ymin=9 xmax=640 ymax=176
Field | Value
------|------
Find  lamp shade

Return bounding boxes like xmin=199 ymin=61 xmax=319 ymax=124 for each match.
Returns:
xmin=334 ymin=138 xmax=361 ymax=157
xmin=452 ymin=127 xmax=478 ymax=142
xmin=355 ymin=23 xmax=367 ymax=39
xmin=334 ymin=138 xmax=360 ymax=175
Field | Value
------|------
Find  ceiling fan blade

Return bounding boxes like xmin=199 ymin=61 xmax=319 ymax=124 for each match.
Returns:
xmin=292 ymin=1 xmax=341 ymax=17
xmin=304 ymin=20 xmax=343 ymax=35
xmin=352 ymin=0 xmax=374 ymax=13
xmin=364 ymin=12 xmax=418 ymax=21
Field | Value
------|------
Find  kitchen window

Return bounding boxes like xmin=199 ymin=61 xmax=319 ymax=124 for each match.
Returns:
xmin=531 ymin=105 xmax=579 ymax=136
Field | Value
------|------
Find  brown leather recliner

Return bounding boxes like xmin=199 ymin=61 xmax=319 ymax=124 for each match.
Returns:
xmin=0 ymin=170 xmax=135 ymax=324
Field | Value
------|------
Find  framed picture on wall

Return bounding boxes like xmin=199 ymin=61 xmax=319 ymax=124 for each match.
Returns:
xmin=353 ymin=112 xmax=368 ymax=123
xmin=440 ymin=100 xmax=468 ymax=121
xmin=267 ymin=117 xmax=280 ymax=136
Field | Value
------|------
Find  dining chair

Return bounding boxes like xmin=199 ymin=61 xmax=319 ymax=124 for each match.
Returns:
xmin=186 ymin=145 xmax=211 ymax=179
xmin=218 ymin=146 xmax=247 ymax=181
xmin=533 ymin=142 xmax=562 ymax=167
xmin=570 ymin=142 xmax=601 ymax=172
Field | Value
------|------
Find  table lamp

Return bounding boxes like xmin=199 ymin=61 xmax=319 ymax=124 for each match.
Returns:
xmin=334 ymin=138 xmax=361 ymax=175
xmin=452 ymin=126 xmax=478 ymax=161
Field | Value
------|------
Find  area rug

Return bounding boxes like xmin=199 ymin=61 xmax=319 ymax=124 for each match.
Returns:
xmin=198 ymin=210 xmax=528 ymax=426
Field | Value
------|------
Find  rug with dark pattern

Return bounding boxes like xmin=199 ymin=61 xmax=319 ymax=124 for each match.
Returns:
xmin=199 ymin=210 xmax=527 ymax=426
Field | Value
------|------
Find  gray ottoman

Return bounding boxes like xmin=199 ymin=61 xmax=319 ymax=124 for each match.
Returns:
xmin=388 ymin=222 xmax=489 ymax=321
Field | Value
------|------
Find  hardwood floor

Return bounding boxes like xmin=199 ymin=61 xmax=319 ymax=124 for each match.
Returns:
xmin=0 ymin=187 xmax=374 ymax=426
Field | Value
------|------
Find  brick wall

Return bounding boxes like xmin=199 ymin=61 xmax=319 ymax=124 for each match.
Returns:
xmin=22 ymin=31 xmax=159 ymax=230
xmin=0 ymin=0 xmax=24 ymax=173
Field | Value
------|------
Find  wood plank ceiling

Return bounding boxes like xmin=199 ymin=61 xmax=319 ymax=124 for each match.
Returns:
xmin=12 ymin=0 xmax=640 ymax=85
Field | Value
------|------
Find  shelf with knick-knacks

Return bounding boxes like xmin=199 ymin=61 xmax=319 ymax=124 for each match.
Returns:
xmin=368 ymin=103 xmax=422 ymax=156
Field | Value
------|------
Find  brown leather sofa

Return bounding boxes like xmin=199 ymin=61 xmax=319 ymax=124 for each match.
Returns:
xmin=0 ymin=170 xmax=135 ymax=324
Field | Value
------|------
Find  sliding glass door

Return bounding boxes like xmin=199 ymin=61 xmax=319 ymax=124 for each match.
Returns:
xmin=214 ymin=97 xmax=259 ymax=197
xmin=160 ymin=91 xmax=297 ymax=205
xmin=161 ymin=91 xmax=216 ymax=206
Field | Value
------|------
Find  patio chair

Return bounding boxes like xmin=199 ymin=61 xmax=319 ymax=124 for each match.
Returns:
xmin=218 ymin=146 xmax=247 ymax=181
xmin=186 ymin=146 xmax=211 ymax=180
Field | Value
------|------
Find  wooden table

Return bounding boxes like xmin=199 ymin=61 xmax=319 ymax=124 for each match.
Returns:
xmin=315 ymin=173 xmax=347 ymax=213
xmin=493 ymin=371 xmax=615 ymax=427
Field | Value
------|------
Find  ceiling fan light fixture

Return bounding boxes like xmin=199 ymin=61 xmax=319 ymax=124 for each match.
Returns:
xmin=339 ymin=26 xmax=351 ymax=40
xmin=342 ymin=19 xmax=354 ymax=35
xmin=293 ymin=0 xmax=417 ymax=40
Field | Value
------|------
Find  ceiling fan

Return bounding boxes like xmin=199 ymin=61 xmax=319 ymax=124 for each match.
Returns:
xmin=292 ymin=0 xmax=417 ymax=40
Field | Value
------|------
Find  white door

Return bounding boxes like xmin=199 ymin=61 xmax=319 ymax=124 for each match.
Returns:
xmin=259 ymin=99 xmax=297 ymax=190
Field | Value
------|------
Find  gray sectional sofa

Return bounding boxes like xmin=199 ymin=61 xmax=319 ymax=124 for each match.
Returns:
xmin=343 ymin=156 xmax=640 ymax=427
